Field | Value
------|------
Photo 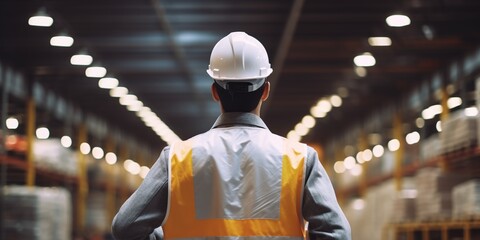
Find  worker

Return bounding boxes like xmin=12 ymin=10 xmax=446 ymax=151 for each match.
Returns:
xmin=112 ymin=31 xmax=351 ymax=240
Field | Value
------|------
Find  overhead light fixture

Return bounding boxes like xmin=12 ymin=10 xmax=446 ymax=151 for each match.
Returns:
xmin=119 ymin=94 xmax=138 ymax=106
xmin=28 ymin=9 xmax=53 ymax=27
xmin=386 ymin=14 xmax=411 ymax=27
xmin=105 ymin=152 xmax=117 ymax=165
xmin=85 ymin=66 xmax=107 ymax=78
xmin=110 ymin=86 xmax=128 ymax=98
xmin=35 ymin=127 xmax=50 ymax=139
xmin=98 ymin=77 xmax=119 ymax=89
xmin=6 ymin=117 xmax=19 ymax=130
xmin=330 ymin=95 xmax=342 ymax=107
xmin=61 ymin=136 xmax=72 ymax=148
xmin=368 ymin=37 xmax=392 ymax=46
xmin=354 ymin=52 xmax=376 ymax=67
xmin=71 ymin=54 xmax=93 ymax=66
xmin=50 ymin=33 xmax=74 ymax=47
xmin=354 ymin=66 xmax=367 ymax=77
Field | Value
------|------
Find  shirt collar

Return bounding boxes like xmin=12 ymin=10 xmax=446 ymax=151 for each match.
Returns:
xmin=212 ymin=112 xmax=269 ymax=130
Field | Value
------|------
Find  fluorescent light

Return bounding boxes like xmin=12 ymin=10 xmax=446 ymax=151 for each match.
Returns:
xmin=301 ymin=115 xmax=316 ymax=128
xmin=110 ymin=87 xmax=128 ymax=97
xmin=447 ymin=97 xmax=462 ymax=109
xmin=70 ymin=54 xmax=93 ymax=66
xmin=105 ymin=152 xmax=117 ymax=165
xmin=85 ymin=66 xmax=107 ymax=78
xmin=119 ymin=94 xmax=138 ymax=106
xmin=35 ymin=127 xmax=50 ymax=139
xmin=6 ymin=117 xmax=19 ymax=129
xmin=92 ymin=147 xmax=105 ymax=159
xmin=50 ymin=35 xmax=74 ymax=47
xmin=405 ymin=131 xmax=420 ymax=145
xmin=421 ymin=104 xmax=443 ymax=120
xmin=61 ymin=136 xmax=72 ymax=148
xmin=386 ymin=14 xmax=411 ymax=27
xmin=80 ymin=142 xmax=91 ymax=154
xmin=465 ymin=106 xmax=479 ymax=117
xmin=354 ymin=52 xmax=376 ymax=67
xmin=334 ymin=161 xmax=346 ymax=174
xmin=388 ymin=139 xmax=400 ymax=151
xmin=98 ymin=77 xmax=119 ymax=89
xmin=28 ymin=16 xmax=53 ymax=27
xmin=330 ymin=95 xmax=342 ymax=107
xmin=127 ymin=100 xmax=144 ymax=112
xmin=368 ymin=37 xmax=392 ymax=46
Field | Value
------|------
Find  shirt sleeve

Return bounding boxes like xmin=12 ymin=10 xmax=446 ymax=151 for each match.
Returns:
xmin=111 ymin=147 xmax=170 ymax=240
xmin=303 ymin=147 xmax=351 ymax=240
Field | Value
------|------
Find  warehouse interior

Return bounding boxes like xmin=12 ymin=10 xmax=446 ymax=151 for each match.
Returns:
xmin=1 ymin=0 xmax=480 ymax=239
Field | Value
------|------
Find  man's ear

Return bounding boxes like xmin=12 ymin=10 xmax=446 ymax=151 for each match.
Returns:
xmin=261 ymin=81 xmax=270 ymax=101
xmin=211 ymin=83 xmax=220 ymax=102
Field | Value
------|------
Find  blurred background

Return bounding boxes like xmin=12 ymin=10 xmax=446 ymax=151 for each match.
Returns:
xmin=1 ymin=0 xmax=480 ymax=239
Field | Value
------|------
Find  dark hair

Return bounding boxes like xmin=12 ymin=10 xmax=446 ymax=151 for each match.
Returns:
xmin=214 ymin=82 xmax=265 ymax=112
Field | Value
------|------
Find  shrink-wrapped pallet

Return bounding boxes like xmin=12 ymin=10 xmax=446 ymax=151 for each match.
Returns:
xmin=415 ymin=168 xmax=470 ymax=221
xmin=34 ymin=138 xmax=78 ymax=177
xmin=420 ymin=134 xmax=441 ymax=161
xmin=452 ymin=179 xmax=480 ymax=220
xmin=2 ymin=186 xmax=72 ymax=240
xmin=440 ymin=110 xmax=478 ymax=154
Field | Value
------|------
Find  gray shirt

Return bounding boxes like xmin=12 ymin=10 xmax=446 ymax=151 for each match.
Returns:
xmin=112 ymin=113 xmax=351 ymax=240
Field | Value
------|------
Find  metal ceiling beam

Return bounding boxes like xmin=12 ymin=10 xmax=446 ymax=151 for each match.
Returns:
xmin=149 ymin=0 xmax=206 ymax=114
xmin=263 ymin=0 xmax=305 ymax=114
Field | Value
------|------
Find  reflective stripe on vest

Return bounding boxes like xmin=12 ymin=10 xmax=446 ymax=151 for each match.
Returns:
xmin=163 ymin=128 xmax=306 ymax=239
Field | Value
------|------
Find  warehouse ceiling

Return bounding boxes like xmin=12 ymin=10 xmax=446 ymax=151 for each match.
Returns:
xmin=1 ymin=0 xmax=480 ymax=151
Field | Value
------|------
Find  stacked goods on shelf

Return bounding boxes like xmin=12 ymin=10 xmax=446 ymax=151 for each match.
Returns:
xmin=2 ymin=186 xmax=72 ymax=240
xmin=420 ymin=134 xmax=441 ymax=161
xmin=86 ymin=191 xmax=109 ymax=233
xmin=452 ymin=179 xmax=480 ymax=220
xmin=33 ymin=139 xmax=77 ymax=177
xmin=415 ymin=167 xmax=471 ymax=221
xmin=440 ymin=110 xmax=478 ymax=154
xmin=343 ymin=180 xmax=396 ymax=240
xmin=391 ymin=178 xmax=417 ymax=223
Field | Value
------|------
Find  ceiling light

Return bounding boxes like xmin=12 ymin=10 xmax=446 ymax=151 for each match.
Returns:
xmin=447 ymin=97 xmax=462 ymax=109
xmin=98 ymin=77 xmax=119 ymax=89
xmin=362 ymin=149 xmax=373 ymax=161
xmin=119 ymin=94 xmax=138 ymax=106
xmin=110 ymin=87 xmax=128 ymax=98
xmin=310 ymin=106 xmax=327 ymax=118
xmin=50 ymin=34 xmax=74 ymax=47
xmin=6 ymin=117 xmax=19 ymax=129
xmin=436 ymin=121 xmax=442 ymax=132
xmin=71 ymin=54 xmax=93 ymax=66
xmin=415 ymin=117 xmax=425 ymax=128
xmin=356 ymin=151 xmax=365 ymax=164
xmin=352 ymin=198 xmax=365 ymax=210
xmin=28 ymin=9 xmax=53 ymax=27
xmin=294 ymin=123 xmax=309 ymax=136
xmin=343 ymin=156 xmax=356 ymax=170
xmin=368 ymin=37 xmax=392 ymax=46
xmin=386 ymin=14 xmax=411 ymax=27
xmin=465 ymin=106 xmax=479 ymax=117
xmin=372 ymin=145 xmax=384 ymax=157
xmin=92 ymin=147 xmax=105 ymax=159
xmin=35 ymin=127 xmax=50 ymax=139
xmin=330 ymin=95 xmax=342 ymax=107
xmin=354 ymin=52 xmax=376 ymax=67
xmin=80 ymin=142 xmax=91 ymax=154
xmin=334 ymin=161 xmax=346 ymax=174
xmin=85 ymin=66 xmax=107 ymax=78
xmin=301 ymin=115 xmax=316 ymax=128
xmin=105 ymin=152 xmax=117 ymax=165
xmin=354 ymin=66 xmax=367 ymax=77
xmin=388 ymin=139 xmax=400 ymax=151
xmin=287 ymin=130 xmax=301 ymax=142
xmin=127 ymin=100 xmax=144 ymax=112
xmin=61 ymin=136 xmax=72 ymax=148
xmin=316 ymin=99 xmax=332 ymax=113
xmin=405 ymin=131 xmax=420 ymax=145
xmin=421 ymin=104 xmax=443 ymax=120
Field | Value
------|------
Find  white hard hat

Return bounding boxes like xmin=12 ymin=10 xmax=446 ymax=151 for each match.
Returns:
xmin=207 ymin=32 xmax=273 ymax=91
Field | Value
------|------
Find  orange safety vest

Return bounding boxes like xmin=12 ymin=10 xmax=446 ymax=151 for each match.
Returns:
xmin=163 ymin=129 xmax=306 ymax=239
